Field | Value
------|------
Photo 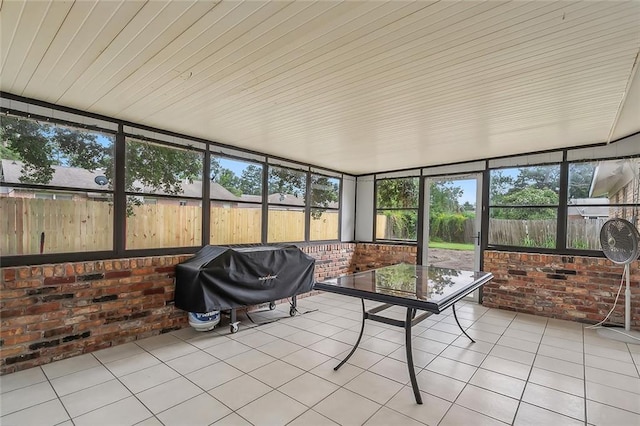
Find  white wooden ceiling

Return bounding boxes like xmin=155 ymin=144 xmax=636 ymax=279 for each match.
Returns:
xmin=1 ymin=0 xmax=639 ymax=175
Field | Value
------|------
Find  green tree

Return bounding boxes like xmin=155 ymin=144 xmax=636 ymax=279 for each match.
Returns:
xmin=376 ymin=178 xmax=419 ymax=240
xmin=513 ymin=165 xmax=560 ymax=192
xmin=568 ymin=162 xmax=595 ymax=199
xmin=214 ymin=169 xmax=242 ymax=196
xmin=1 ymin=116 xmax=202 ymax=214
xmin=491 ymin=187 xmax=558 ymax=219
xmin=429 ymin=181 xmax=463 ymax=215
xmin=377 ymin=178 xmax=418 ymax=208
xmin=311 ymin=175 xmax=339 ymax=208
xmin=490 ymin=165 xmax=561 ymax=219
xmin=1 ymin=116 xmax=110 ymax=184
xmin=489 ymin=170 xmax=514 ymax=204
xmin=124 ymin=140 xmax=201 ymax=195
xmin=239 ymin=164 xmax=263 ymax=195
xmin=268 ymin=166 xmax=306 ymax=198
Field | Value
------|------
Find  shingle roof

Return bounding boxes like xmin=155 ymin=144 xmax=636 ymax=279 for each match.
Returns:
xmin=0 ymin=159 xmax=239 ymax=200
xmin=1 ymin=160 xmax=338 ymax=206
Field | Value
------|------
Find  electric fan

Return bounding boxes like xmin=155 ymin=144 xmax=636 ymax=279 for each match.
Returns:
xmin=597 ymin=218 xmax=640 ymax=343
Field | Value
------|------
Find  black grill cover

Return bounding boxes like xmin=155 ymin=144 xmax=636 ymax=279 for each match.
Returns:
xmin=174 ymin=245 xmax=315 ymax=313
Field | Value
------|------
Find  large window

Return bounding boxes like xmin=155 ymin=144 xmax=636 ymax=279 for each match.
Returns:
xmin=310 ymin=174 xmax=340 ymax=241
xmin=0 ymin=98 xmax=346 ymax=266
xmin=567 ymin=157 xmax=640 ymax=250
xmin=267 ymin=165 xmax=307 ymax=242
xmin=375 ymin=177 xmax=419 ymax=241
xmin=210 ymin=156 xmax=263 ymax=244
xmin=124 ymin=138 xmax=203 ymax=249
xmin=1 ymin=115 xmax=115 ymax=255
xmin=488 ymin=165 xmax=560 ymax=248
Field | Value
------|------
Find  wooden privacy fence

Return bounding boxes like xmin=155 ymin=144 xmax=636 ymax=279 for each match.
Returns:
xmin=489 ymin=219 xmax=557 ymax=247
xmin=1 ymin=198 xmax=340 ymax=255
xmin=378 ymin=215 xmax=605 ymax=248
xmin=377 ymin=214 xmax=475 ymax=243
xmin=567 ymin=218 xmax=606 ymax=250
xmin=489 ymin=219 xmax=603 ymax=249
xmin=211 ymin=206 xmax=262 ymax=245
xmin=128 ymin=203 xmax=202 ymax=249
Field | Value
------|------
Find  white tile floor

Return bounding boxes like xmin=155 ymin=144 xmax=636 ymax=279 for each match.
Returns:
xmin=2 ymin=292 xmax=640 ymax=426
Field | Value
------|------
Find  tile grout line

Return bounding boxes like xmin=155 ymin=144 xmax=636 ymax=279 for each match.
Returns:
xmin=4 ymin=296 xmax=639 ymax=426
xmin=583 ymin=323 xmax=589 ymax=426
xmin=511 ymin=314 xmax=553 ymax=425
xmin=435 ymin=304 xmax=515 ymax=425
xmin=0 ymin=365 xmax=75 ymax=425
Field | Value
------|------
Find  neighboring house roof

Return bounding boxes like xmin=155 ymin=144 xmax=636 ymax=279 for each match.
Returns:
xmin=239 ymin=193 xmax=338 ymax=209
xmin=210 ymin=182 xmax=242 ymax=201
xmin=268 ymin=193 xmax=305 ymax=206
xmin=0 ymin=159 xmax=240 ymax=200
xmin=238 ymin=193 xmax=305 ymax=206
xmin=589 ymin=159 xmax=638 ymax=197
xmin=567 ymin=198 xmax=610 ymax=218
xmin=1 ymin=160 xmax=338 ymax=206
xmin=1 ymin=159 xmax=108 ymax=191
xmin=239 ymin=194 xmax=262 ymax=203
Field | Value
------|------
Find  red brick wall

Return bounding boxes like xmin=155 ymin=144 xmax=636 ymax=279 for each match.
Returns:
xmin=483 ymin=251 xmax=640 ymax=329
xmin=0 ymin=243 xmax=356 ymax=374
xmin=352 ymin=243 xmax=418 ymax=271
xmin=301 ymin=243 xmax=356 ymax=279
xmin=1 ymin=256 xmax=190 ymax=374
xmin=9 ymin=243 xmax=635 ymax=374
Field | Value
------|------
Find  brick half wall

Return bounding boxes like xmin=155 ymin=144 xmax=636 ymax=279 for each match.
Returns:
xmin=483 ymin=250 xmax=640 ymax=329
xmin=352 ymin=243 xmax=417 ymax=271
xmin=0 ymin=243 xmax=356 ymax=374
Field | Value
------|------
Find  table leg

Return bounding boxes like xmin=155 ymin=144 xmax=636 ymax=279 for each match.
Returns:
xmin=334 ymin=298 xmax=366 ymax=371
xmin=452 ymin=304 xmax=475 ymax=343
xmin=405 ymin=307 xmax=422 ymax=404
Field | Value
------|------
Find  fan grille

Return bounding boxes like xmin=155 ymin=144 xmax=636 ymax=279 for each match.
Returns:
xmin=599 ymin=218 xmax=640 ymax=265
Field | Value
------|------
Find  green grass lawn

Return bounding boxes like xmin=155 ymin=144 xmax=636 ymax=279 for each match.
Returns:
xmin=428 ymin=241 xmax=474 ymax=251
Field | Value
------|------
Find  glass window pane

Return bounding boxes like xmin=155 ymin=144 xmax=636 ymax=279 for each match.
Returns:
xmin=268 ymin=166 xmax=306 ymax=206
xmin=310 ymin=209 xmax=339 ymax=241
xmin=490 ymin=165 xmax=560 ymax=206
xmin=1 ymin=115 xmax=115 ymax=190
xmin=210 ymin=201 xmax=261 ymax=245
xmin=376 ymin=178 xmax=419 ymax=209
xmin=311 ymin=175 xmax=340 ymax=208
xmin=567 ymin=157 xmax=639 ymax=251
xmin=376 ymin=209 xmax=418 ymax=241
xmin=567 ymin=206 xmax=638 ymax=250
xmin=1 ymin=188 xmax=113 ymax=255
xmin=569 ymin=157 xmax=639 ymax=204
xmin=568 ymin=162 xmax=597 ymax=201
xmin=489 ymin=207 xmax=557 ymax=248
xmin=125 ymin=138 xmax=203 ymax=197
xmin=268 ymin=206 xmax=304 ymax=242
xmin=126 ymin=196 xmax=202 ymax=249
xmin=211 ymin=156 xmax=263 ymax=201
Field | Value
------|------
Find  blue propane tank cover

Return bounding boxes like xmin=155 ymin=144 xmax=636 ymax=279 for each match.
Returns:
xmin=188 ymin=311 xmax=220 ymax=332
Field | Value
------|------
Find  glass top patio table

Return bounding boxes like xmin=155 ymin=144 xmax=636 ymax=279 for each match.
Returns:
xmin=314 ymin=263 xmax=493 ymax=314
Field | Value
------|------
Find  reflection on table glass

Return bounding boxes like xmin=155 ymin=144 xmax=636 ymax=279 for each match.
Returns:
xmin=326 ymin=263 xmax=489 ymax=305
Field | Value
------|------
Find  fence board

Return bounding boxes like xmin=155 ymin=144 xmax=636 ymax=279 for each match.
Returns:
xmin=310 ymin=211 xmax=339 ymax=241
xmin=268 ymin=209 xmax=305 ymax=243
xmin=489 ymin=219 xmax=557 ymax=247
xmin=2 ymin=199 xmax=341 ymax=255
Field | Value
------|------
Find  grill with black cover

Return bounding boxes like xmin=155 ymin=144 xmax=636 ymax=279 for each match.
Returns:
xmin=175 ymin=245 xmax=315 ymax=333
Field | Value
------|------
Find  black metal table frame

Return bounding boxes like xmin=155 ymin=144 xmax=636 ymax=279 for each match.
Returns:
xmin=315 ymin=271 xmax=492 ymax=405
xmin=334 ymin=299 xmax=473 ymax=405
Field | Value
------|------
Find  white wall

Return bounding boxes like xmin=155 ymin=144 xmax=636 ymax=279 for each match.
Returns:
xmin=340 ymin=175 xmax=356 ymax=242
xmin=355 ymin=175 xmax=375 ymax=242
